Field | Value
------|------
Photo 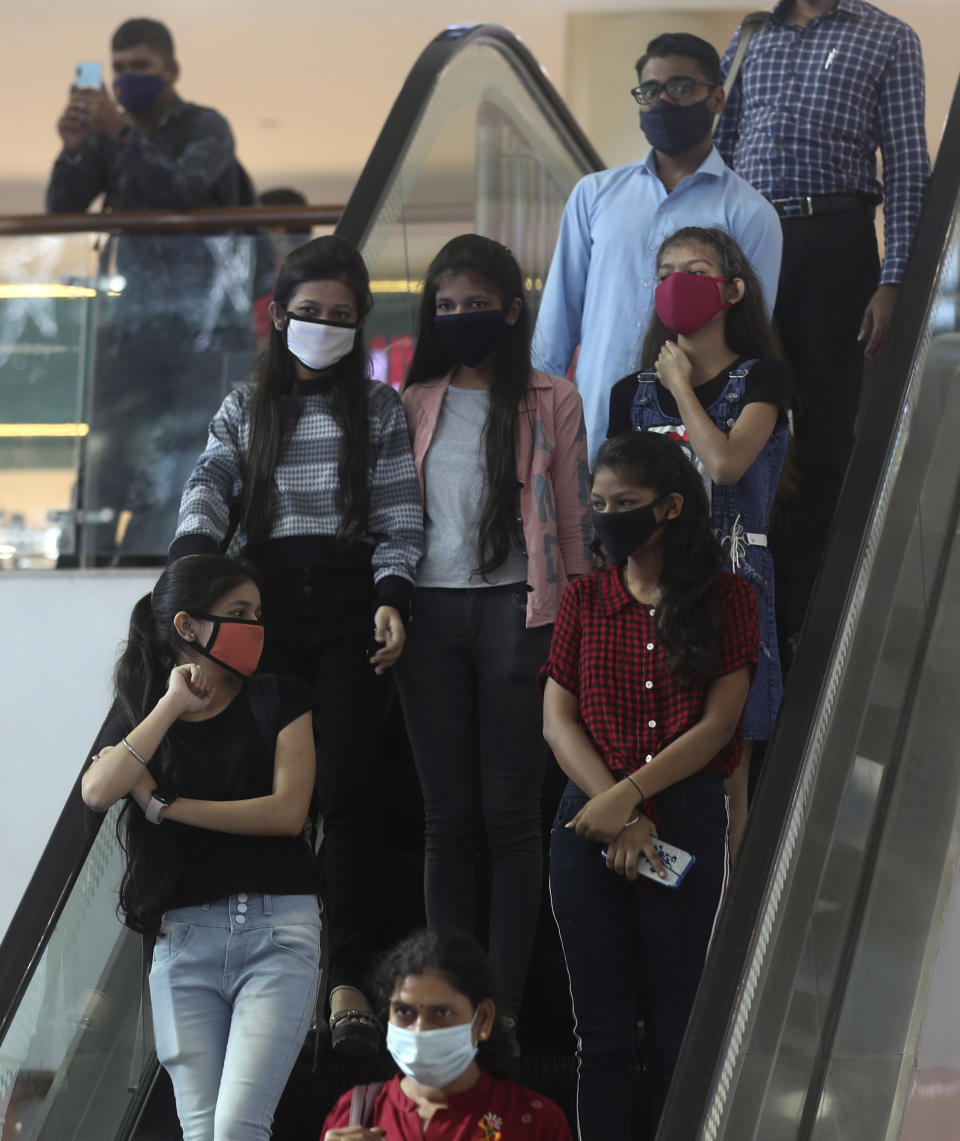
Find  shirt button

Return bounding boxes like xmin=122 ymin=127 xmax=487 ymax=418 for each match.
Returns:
xmin=649 ymin=607 xmax=656 ymax=615
xmin=645 ymin=681 xmax=653 ymax=689
xmin=649 ymin=243 xmax=657 ymax=250
xmin=237 ymin=903 xmax=248 ymax=913
xmin=642 ymin=281 xmax=651 ymax=288
xmin=645 ymin=754 xmax=653 ymax=762
xmin=646 ymin=642 xmax=654 ymax=651
xmin=237 ymin=893 xmax=248 ymax=902
xmin=236 ymin=914 xmax=246 ymax=925
xmin=648 ymin=719 xmax=657 ymax=728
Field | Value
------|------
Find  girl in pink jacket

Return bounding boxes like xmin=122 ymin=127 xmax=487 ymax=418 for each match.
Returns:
xmin=398 ymin=235 xmax=591 ymax=1046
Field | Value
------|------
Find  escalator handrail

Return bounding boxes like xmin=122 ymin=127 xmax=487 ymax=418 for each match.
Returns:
xmin=657 ymin=72 xmax=960 ymax=1141
xmin=0 ymin=204 xmax=342 ymax=236
xmin=335 ymin=22 xmax=605 ymax=248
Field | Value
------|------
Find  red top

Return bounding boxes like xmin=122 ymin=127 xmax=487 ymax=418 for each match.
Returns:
xmin=321 ymin=1072 xmax=572 ymax=1141
xmin=540 ymin=568 xmax=758 ymax=787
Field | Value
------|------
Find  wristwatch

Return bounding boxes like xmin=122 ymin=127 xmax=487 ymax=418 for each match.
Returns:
xmin=145 ymin=788 xmax=179 ymax=825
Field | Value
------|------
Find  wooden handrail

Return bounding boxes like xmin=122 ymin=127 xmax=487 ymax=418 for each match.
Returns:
xmin=0 ymin=204 xmax=343 ymax=236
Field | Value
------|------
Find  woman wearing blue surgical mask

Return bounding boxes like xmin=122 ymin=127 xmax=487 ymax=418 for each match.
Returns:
xmin=82 ymin=553 xmax=322 ymax=1141
xmin=321 ymin=929 xmax=572 ymax=1141
xmin=172 ymin=236 xmax=424 ymax=1055
xmin=397 ymin=235 xmax=591 ymax=1048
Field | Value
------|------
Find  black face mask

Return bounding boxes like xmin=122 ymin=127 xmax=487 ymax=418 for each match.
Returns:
xmin=434 ymin=310 xmax=507 ymax=368
xmin=592 ymin=495 xmax=669 ymax=564
xmin=640 ymin=98 xmax=713 ymax=156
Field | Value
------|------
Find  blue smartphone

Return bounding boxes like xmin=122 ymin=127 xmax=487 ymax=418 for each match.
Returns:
xmin=75 ymin=62 xmax=102 ymax=90
xmin=600 ymin=837 xmax=695 ymax=888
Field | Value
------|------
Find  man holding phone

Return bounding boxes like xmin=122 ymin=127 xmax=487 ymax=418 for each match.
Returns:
xmin=48 ymin=17 xmax=239 ymax=212
xmin=46 ymin=19 xmax=252 ymax=562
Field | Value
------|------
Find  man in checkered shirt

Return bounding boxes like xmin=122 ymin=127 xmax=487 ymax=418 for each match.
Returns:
xmin=714 ymin=0 xmax=931 ymax=652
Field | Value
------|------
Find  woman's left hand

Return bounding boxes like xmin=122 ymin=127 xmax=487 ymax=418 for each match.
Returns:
xmin=566 ymin=780 xmax=640 ymax=843
xmin=370 ymin=606 xmax=406 ymax=674
xmin=655 ymin=341 xmax=694 ymax=395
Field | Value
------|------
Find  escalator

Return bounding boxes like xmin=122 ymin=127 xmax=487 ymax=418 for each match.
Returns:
xmin=3 ymin=21 xmax=960 ymax=1141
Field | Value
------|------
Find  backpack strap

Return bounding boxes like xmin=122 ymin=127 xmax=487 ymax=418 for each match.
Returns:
xmin=715 ymin=11 xmax=769 ymax=130
xmin=349 ymin=1082 xmax=385 ymax=1127
xmin=246 ymin=674 xmax=282 ymax=752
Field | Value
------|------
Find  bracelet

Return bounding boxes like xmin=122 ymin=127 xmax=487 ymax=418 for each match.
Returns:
xmin=623 ymin=815 xmax=641 ymax=827
xmin=121 ymin=737 xmax=149 ymax=767
xmin=624 ymin=773 xmax=645 ymax=801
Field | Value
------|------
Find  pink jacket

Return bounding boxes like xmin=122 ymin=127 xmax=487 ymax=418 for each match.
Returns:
xmin=402 ymin=369 xmax=592 ymax=627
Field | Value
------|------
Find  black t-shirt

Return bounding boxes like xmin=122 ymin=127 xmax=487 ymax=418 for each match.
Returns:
xmin=607 ymin=357 xmax=792 ymax=439
xmin=123 ymin=674 xmax=320 ymax=915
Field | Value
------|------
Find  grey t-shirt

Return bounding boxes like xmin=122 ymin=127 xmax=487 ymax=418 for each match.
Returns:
xmin=417 ymin=386 xmax=527 ymax=588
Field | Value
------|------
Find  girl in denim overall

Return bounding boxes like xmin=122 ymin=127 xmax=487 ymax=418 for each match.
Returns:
xmin=607 ymin=226 xmax=789 ymax=860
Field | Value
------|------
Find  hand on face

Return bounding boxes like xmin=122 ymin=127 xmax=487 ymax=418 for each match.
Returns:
xmin=165 ymin=662 xmax=218 ymax=716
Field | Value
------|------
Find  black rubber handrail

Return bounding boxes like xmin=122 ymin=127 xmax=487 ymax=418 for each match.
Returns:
xmin=336 ymin=23 xmax=605 ymax=248
xmin=657 ymin=71 xmax=960 ymax=1141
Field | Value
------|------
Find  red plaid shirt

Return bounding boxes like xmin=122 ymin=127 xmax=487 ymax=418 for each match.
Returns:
xmin=540 ymin=568 xmax=758 ymax=788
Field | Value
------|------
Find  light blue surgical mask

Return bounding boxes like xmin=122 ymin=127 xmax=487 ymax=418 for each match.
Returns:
xmin=386 ymin=1012 xmax=478 ymax=1088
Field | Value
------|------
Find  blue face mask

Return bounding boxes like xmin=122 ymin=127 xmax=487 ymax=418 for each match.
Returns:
xmin=114 ymin=73 xmax=166 ymax=115
xmin=386 ymin=1014 xmax=478 ymax=1088
xmin=640 ymin=98 xmax=713 ymax=156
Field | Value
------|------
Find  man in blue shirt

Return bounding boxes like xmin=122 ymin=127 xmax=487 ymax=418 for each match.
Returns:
xmin=715 ymin=0 xmax=930 ymax=650
xmin=533 ymin=32 xmax=782 ymax=461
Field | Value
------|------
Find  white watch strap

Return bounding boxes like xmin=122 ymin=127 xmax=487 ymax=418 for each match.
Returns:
xmin=145 ymin=794 xmax=165 ymax=825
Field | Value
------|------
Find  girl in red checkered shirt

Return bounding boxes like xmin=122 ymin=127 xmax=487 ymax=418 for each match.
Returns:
xmin=541 ymin=431 xmax=758 ymax=1140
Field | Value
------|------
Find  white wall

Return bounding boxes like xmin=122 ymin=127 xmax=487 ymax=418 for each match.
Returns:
xmin=0 ymin=571 xmax=156 ymax=944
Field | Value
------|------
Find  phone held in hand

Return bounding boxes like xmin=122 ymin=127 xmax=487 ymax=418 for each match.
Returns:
xmin=75 ymin=62 xmax=102 ymax=90
xmin=600 ymin=837 xmax=696 ymax=888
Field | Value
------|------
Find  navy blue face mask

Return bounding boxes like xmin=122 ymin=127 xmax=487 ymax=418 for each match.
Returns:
xmin=640 ymin=98 xmax=713 ymax=156
xmin=434 ymin=310 xmax=508 ymax=368
xmin=114 ymin=73 xmax=166 ymax=115
xmin=592 ymin=495 xmax=669 ymax=564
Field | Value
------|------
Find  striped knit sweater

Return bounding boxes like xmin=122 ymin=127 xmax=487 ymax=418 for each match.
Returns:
xmin=171 ymin=378 xmax=424 ymax=608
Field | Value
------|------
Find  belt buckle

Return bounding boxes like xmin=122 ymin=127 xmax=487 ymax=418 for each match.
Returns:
xmin=773 ymin=196 xmax=814 ymax=218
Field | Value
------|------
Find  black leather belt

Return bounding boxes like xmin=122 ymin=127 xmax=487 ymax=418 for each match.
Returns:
xmin=769 ymin=194 xmax=876 ymax=219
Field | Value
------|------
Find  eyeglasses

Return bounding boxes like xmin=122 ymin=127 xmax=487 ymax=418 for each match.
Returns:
xmin=630 ymin=77 xmax=714 ymax=105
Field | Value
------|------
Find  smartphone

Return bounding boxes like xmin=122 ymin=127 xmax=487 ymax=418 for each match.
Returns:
xmin=75 ymin=62 xmax=102 ymax=90
xmin=600 ymin=837 xmax=696 ymax=888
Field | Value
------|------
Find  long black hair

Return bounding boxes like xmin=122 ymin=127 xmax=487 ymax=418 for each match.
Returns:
xmin=113 ymin=554 xmax=261 ymax=932
xmin=243 ymin=235 xmax=374 ymax=545
xmin=404 ymin=234 xmax=532 ymax=578
xmin=372 ymin=928 xmax=514 ymax=1077
xmin=640 ymin=226 xmax=783 ymax=368
xmin=594 ymin=432 xmax=724 ymax=679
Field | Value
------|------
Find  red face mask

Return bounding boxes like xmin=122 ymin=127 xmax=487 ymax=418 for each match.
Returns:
xmin=655 ymin=272 xmax=731 ymax=335
xmin=191 ymin=614 xmax=265 ymax=678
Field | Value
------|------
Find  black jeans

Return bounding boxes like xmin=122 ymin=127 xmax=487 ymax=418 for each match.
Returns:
xmin=549 ymin=771 xmax=729 ymax=1140
xmin=773 ymin=210 xmax=880 ymax=641
xmin=259 ymin=565 xmax=385 ymax=994
xmin=395 ymin=584 xmax=553 ymax=1019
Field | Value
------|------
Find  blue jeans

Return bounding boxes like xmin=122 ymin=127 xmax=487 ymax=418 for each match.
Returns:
xmin=550 ymin=773 xmax=729 ymax=1140
xmin=149 ymin=893 xmax=322 ymax=1141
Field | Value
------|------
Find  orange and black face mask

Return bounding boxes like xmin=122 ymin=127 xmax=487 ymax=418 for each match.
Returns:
xmin=190 ymin=614 xmax=264 ymax=678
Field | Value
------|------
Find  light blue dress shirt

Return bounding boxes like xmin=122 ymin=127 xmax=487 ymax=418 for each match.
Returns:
xmin=532 ymin=146 xmax=782 ymax=460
